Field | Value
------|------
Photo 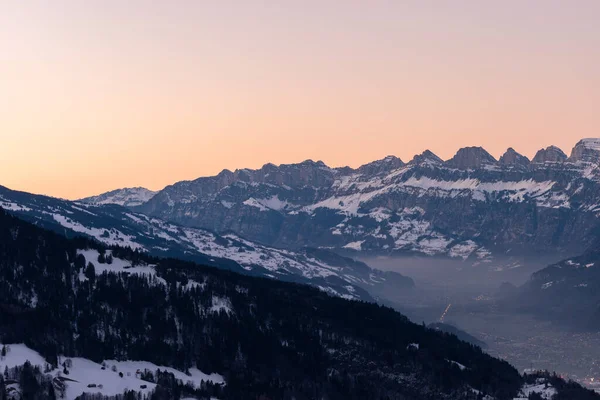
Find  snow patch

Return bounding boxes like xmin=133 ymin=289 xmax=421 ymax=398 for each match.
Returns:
xmin=0 ymin=343 xmax=224 ymax=400
xmin=76 ymin=249 xmax=165 ymax=285
xmin=243 ymin=196 xmax=290 ymax=212
xmin=0 ymin=200 xmax=31 ymax=212
xmin=446 ymin=359 xmax=467 ymax=370
xmin=343 ymin=241 xmax=364 ymax=251
xmin=53 ymin=214 xmax=145 ymax=250
xmin=541 ymin=281 xmax=553 ymax=289
xmin=514 ymin=379 xmax=557 ymax=400
xmin=210 ymin=296 xmax=233 ymax=315
xmin=242 ymin=198 xmax=268 ymax=211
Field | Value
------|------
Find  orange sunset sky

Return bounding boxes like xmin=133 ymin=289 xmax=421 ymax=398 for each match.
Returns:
xmin=1 ymin=1 xmax=599 ymax=199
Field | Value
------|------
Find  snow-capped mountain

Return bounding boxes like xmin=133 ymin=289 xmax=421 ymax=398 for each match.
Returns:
xmin=114 ymin=138 xmax=600 ymax=261
xmin=0 ymin=185 xmax=413 ymax=301
xmin=79 ymin=187 xmax=157 ymax=207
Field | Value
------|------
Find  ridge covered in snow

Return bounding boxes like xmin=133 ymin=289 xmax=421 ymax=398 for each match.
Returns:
xmin=0 ymin=185 xmax=413 ymax=301
xmin=79 ymin=187 xmax=157 ymax=207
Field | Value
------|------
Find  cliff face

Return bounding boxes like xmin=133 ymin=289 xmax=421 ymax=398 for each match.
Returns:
xmin=569 ymin=138 xmax=600 ymax=163
xmin=532 ymin=146 xmax=568 ymax=163
xmin=499 ymin=148 xmax=530 ymax=168
xmin=446 ymin=147 xmax=497 ymax=169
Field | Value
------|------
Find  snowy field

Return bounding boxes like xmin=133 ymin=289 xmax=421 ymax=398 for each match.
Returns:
xmin=0 ymin=343 xmax=224 ymax=400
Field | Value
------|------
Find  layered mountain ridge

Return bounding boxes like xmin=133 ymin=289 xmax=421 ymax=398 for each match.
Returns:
xmin=0 ymin=185 xmax=413 ymax=302
xmin=80 ymin=138 xmax=600 ymax=261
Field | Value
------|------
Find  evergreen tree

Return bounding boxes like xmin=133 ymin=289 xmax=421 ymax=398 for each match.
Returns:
xmin=85 ymin=262 xmax=96 ymax=281
xmin=20 ymin=361 xmax=40 ymax=398
xmin=75 ymin=253 xmax=86 ymax=271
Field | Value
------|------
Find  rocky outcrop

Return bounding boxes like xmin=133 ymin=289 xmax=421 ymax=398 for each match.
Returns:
xmin=532 ymin=146 xmax=567 ymax=164
xmin=357 ymin=156 xmax=404 ymax=175
xmin=569 ymin=138 xmax=600 ymax=164
xmin=446 ymin=147 xmax=497 ymax=169
xmin=408 ymin=150 xmax=444 ymax=165
xmin=499 ymin=148 xmax=530 ymax=168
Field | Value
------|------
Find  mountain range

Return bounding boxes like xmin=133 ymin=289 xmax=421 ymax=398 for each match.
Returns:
xmin=80 ymin=138 xmax=600 ymax=263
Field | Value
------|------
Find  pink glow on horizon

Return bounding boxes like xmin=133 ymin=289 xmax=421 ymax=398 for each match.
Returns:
xmin=1 ymin=1 xmax=599 ymax=199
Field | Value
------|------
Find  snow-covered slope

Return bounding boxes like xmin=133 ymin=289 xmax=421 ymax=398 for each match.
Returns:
xmin=0 ymin=343 xmax=223 ymax=400
xmin=0 ymin=185 xmax=413 ymax=301
xmin=79 ymin=187 xmax=157 ymax=207
xmin=513 ymin=376 xmax=558 ymax=400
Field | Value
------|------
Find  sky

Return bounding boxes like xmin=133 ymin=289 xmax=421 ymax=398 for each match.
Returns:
xmin=1 ymin=1 xmax=599 ymax=199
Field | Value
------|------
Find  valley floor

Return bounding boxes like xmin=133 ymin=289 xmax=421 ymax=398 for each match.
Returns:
xmin=452 ymin=311 xmax=600 ymax=392
xmin=362 ymin=255 xmax=600 ymax=393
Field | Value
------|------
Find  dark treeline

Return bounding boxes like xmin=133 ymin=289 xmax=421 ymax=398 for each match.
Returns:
xmin=0 ymin=208 xmax=596 ymax=399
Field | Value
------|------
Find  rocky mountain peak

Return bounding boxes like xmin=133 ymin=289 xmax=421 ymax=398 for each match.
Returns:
xmin=569 ymin=138 xmax=600 ymax=164
xmin=78 ymin=187 xmax=157 ymax=207
xmin=357 ymin=155 xmax=404 ymax=175
xmin=409 ymin=150 xmax=443 ymax=165
xmin=261 ymin=163 xmax=278 ymax=170
xmin=227 ymin=160 xmax=334 ymax=188
xmin=446 ymin=146 xmax=497 ymax=169
xmin=214 ymin=169 xmax=236 ymax=187
xmin=532 ymin=146 xmax=567 ymax=164
xmin=499 ymin=148 xmax=530 ymax=167
xmin=299 ymin=159 xmax=328 ymax=168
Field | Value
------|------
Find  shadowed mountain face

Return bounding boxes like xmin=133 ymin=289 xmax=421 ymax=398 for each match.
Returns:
xmin=499 ymin=148 xmax=530 ymax=168
xmin=531 ymin=145 xmax=568 ymax=164
xmin=509 ymin=244 xmax=600 ymax=331
xmin=104 ymin=140 xmax=600 ymax=262
xmin=445 ymin=146 xmax=497 ymax=169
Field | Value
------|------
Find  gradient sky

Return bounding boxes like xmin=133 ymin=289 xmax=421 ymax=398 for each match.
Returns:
xmin=1 ymin=1 xmax=599 ymax=199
